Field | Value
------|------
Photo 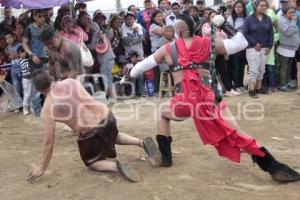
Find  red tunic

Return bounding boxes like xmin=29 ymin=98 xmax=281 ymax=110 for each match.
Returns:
xmin=166 ymin=36 xmax=265 ymax=163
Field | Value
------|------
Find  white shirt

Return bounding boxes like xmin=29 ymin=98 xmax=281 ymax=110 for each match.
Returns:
xmin=150 ymin=23 xmax=163 ymax=52
xmin=166 ymin=13 xmax=177 ymax=27
xmin=277 ymin=46 xmax=295 ymax=57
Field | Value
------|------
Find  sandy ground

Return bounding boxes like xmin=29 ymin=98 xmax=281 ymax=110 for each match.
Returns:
xmin=1 ymin=92 xmax=300 ymax=200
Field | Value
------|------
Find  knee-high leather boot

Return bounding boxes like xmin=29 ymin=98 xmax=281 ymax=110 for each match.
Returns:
xmin=252 ymin=147 xmax=300 ymax=182
xmin=156 ymin=135 xmax=172 ymax=167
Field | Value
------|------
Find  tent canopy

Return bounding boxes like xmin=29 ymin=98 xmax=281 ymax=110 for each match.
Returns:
xmin=0 ymin=0 xmax=93 ymax=9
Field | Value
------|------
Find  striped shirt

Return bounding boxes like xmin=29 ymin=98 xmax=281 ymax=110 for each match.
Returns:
xmin=19 ymin=59 xmax=31 ymax=78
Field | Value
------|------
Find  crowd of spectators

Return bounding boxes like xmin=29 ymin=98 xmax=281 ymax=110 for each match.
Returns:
xmin=0 ymin=0 xmax=299 ymax=116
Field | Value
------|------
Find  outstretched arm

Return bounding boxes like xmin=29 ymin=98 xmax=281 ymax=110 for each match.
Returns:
xmin=213 ymin=15 xmax=248 ymax=56
xmin=27 ymin=110 xmax=55 ymax=183
xmin=129 ymin=45 xmax=166 ymax=78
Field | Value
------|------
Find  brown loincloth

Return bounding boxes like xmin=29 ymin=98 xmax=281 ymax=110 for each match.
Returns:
xmin=77 ymin=112 xmax=118 ymax=166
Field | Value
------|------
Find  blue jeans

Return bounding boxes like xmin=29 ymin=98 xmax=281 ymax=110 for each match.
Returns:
xmin=29 ymin=63 xmax=48 ymax=115
xmin=30 ymin=85 xmax=42 ymax=115
xmin=11 ymin=68 xmax=23 ymax=98
xmin=263 ymin=64 xmax=277 ymax=88
xmin=134 ymin=75 xmax=144 ymax=96
xmin=100 ymin=59 xmax=114 ymax=90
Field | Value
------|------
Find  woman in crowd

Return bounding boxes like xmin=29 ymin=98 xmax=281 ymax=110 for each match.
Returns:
xmin=149 ymin=10 xmax=166 ymax=93
xmin=14 ymin=20 xmax=25 ymax=43
xmin=90 ymin=29 xmax=117 ymax=101
xmin=243 ymin=0 xmax=274 ymax=98
xmin=202 ymin=10 xmax=241 ymax=97
xmin=227 ymin=0 xmax=248 ymax=93
xmin=77 ymin=11 xmax=99 ymax=47
xmin=54 ymin=7 xmax=73 ymax=31
xmin=106 ymin=14 xmax=124 ymax=60
xmin=93 ymin=10 xmax=107 ymax=31
xmin=158 ymin=0 xmax=171 ymax=16
xmin=57 ymin=15 xmax=88 ymax=46
xmin=277 ymin=6 xmax=300 ymax=91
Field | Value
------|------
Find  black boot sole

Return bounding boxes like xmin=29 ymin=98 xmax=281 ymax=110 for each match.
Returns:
xmin=143 ymin=137 xmax=162 ymax=167
xmin=116 ymin=160 xmax=141 ymax=182
xmin=270 ymin=163 xmax=300 ymax=183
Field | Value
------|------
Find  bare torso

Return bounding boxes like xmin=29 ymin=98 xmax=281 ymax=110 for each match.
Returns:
xmin=41 ymin=79 xmax=109 ymax=135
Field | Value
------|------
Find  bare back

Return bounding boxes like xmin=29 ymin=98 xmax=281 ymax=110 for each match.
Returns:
xmin=41 ymin=79 xmax=109 ymax=134
xmin=155 ymin=37 xmax=212 ymax=85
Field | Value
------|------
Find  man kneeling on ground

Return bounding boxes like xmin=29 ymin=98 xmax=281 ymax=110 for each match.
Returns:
xmin=27 ymin=69 xmax=161 ymax=183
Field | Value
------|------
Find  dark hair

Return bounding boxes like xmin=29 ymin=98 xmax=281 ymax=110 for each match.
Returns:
xmin=4 ymin=31 xmax=14 ymax=37
xmin=158 ymin=0 xmax=167 ymax=5
xmin=17 ymin=46 xmax=29 ymax=58
xmin=127 ymin=5 xmax=135 ymax=11
xmin=77 ymin=11 xmax=90 ymax=30
xmin=231 ymin=0 xmax=247 ymax=23
xmin=39 ymin=25 xmax=56 ymax=42
xmin=54 ymin=7 xmax=73 ymax=30
xmin=109 ymin=14 xmax=121 ymax=28
xmin=78 ymin=11 xmax=90 ymax=21
xmin=32 ymin=69 xmax=52 ymax=92
xmin=32 ymin=9 xmax=45 ymax=16
xmin=119 ymin=11 xmax=126 ymax=17
xmin=150 ymin=10 xmax=164 ymax=26
xmin=17 ymin=46 xmax=25 ymax=53
xmin=188 ymin=5 xmax=199 ymax=13
xmin=74 ymin=3 xmax=87 ymax=12
xmin=30 ymin=9 xmax=45 ymax=23
xmin=297 ymin=0 xmax=300 ymax=7
xmin=176 ymin=14 xmax=195 ymax=37
xmin=282 ymin=6 xmax=295 ymax=14
xmin=253 ymin=0 xmax=269 ymax=14
xmin=208 ymin=10 xmax=217 ymax=22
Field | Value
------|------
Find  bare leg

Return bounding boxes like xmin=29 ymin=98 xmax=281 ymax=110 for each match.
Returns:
xmin=108 ymin=87 xmax=117 ymax=99
xmin=256 ymin=79 xmax=262 ymax=90
xmin=221 ymin=106 xmax=252 ymax=153
xmin=115 ymin=132 xmax=141 ymax=146
xmin=248 ymin=80 xmax=256 ymax=91
xmin=89 ymin=160 xmax=118 ymax=172
xmin=221 ymin=107 xmax=240 ymax=130
xmin=157 ymin=102 xmax=188 ymax=136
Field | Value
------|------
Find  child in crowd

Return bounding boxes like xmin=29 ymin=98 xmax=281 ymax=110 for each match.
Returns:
xmin=159 ymin=25 xmax=175 ymax=46
xmin=17 ymin=46 xmax=31 ymax=115
xmin=159 ymin=25 xmax=175 ymax=72
xmin=4 ymin=31 xmax=22 ymax=97
xmin=123 ymin=50 xmax=144 ymax=97
xmin=277 ymin=6 xmax=300 ymax=91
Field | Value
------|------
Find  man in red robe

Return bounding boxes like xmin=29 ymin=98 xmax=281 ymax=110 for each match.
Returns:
xmin=126 ymin=14 xmax=300 ymax=183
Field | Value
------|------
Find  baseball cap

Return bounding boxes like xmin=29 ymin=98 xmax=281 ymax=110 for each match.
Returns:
xmin=94 ymin=10 xmax=107 ymax=20
xmin=128 ymin=50 xmax=139 ymax=58
xmin=124 ymin=11 xmax=136 ymax=19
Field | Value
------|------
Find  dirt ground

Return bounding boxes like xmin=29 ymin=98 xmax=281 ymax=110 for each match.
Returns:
xmin=1 ymin=92 xmax=300 ymax=200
